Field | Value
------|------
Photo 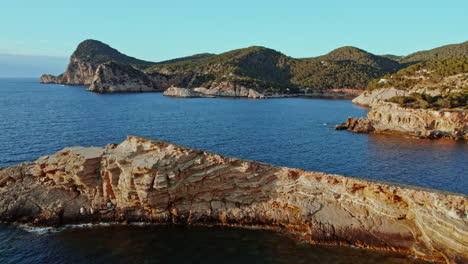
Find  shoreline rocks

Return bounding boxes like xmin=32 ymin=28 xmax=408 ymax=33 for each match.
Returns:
xmin=163 ymin=86 xmax=267 ymax=99
xmin=0 ymin=136 xmax=466 ymax=263
xmin=336 ymin=101 xmax=467 ymax=140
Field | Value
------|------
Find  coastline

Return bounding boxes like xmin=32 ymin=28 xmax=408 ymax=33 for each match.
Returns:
xmin=1 ymin=136 xmax=466 ymax=263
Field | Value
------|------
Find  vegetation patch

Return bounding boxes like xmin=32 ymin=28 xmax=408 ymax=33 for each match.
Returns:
xmin=387 ymin=91 xmax=468 ymax=110
xmin=367 ymin=57 xmax=468 ymax=91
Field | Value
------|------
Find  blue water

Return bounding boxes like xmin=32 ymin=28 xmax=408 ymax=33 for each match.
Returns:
xmin=0 ymin=224 xmax=430 ymax=264
xmin=0 ymin=78 xmax=466 ymax=194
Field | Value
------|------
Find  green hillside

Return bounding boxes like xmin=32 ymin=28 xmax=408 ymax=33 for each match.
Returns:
xmin=367 ymin=57 xmax=468 ymax=91
xmin=147 ymin=45 xmax=404 ymax=92
xmin=399 ymin=41 xmax=468 ymax=64
xmin=155 ymin=53 xmax=215 ymax=64
xmin=62 ymin=39 xmax=468 ymax=94
xmin=290 ymin=47 xmax=402 ymax=90
xmin=147 ymin=46 xmax=294 ymax=92
xmin=72 ymin=39 xmax=154 ymax=68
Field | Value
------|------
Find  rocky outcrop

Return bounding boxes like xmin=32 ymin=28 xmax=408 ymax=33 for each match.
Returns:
xmin=0 ymin=136 xmax=466 ymax=263
xmin=193 ymin=81 xmax=266 ymax=98
xmin=335 ymin=117 xmax=376 ymax=133
xmin=164 ymin=83 xmax=267 ymax=99
xmin=336 ymin=101 xmax=467 ymax=140
xmin=163 ymin=87 xmax=206 ymax=98
xmin=39 ymin=40 xmax=159 ymax=92
xmin=352 ymin=87 xmax=409 ymax=107
xmin=39 ymin=74 xmax=61 ymax=84
xmin=40 ymin=57 xmax=99 ymax=86
xmin=87 ymin=62 xmax=160 ymax=93
xmin=59 ymin=57 xmax=100 ymax=85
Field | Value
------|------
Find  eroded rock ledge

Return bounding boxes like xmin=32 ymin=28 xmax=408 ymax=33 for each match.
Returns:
xmin=335 ymin=101 xmax=467 ymax=140
xmin=163 ymin=86 xmax=266 ymax=99
xmin=0 ymin=136 xmax=466 ymax=263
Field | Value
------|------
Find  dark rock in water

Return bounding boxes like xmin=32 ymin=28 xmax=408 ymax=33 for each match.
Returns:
xmin=334 ymin=117 xmax=375 ymax=133
xmin=0 ymin=136 xmax=466 ymax=263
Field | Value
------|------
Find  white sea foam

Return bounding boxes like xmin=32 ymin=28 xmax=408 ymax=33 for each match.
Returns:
xmin=17 ymin=222 xmax=158 ymax=234
xmin=18 ymin=225 xmax=61 ymax=234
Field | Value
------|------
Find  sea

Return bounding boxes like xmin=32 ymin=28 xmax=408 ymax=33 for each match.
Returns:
xmin=0 ymin=77 xmax=465 ymax=263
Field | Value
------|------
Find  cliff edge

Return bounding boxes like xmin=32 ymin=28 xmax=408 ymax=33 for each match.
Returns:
xmin=0 ymin=136 xmax=466 ymax=263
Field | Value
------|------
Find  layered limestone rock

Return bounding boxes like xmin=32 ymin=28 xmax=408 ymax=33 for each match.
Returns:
xmin=58 ymin=57 xmax=99 ymax=85
xmin=87 ymin=62 xmax=159 ymax=93
xmin=40 ymin=57 xmax=99 ymax=86
xmin=193 ymin=81 xmax=266 ymax=99
xmin=0 ymin=136 xmax=466 ymax=263
xmin=336 ymin=101 xmax=467 ymax=140
xmin=352 ymin=87 xmax=409 ymax=107
xmin=163 ymin=87 xmax=206 ymax=98
xmin=163 ymin=83 xmax=266 ymax=99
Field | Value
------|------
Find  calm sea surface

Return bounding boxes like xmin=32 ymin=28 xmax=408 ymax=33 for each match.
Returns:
xmin=0 ymin=224 xmax=430 ymax=264
xmin=1 ymin=78 xmax=466 ymax=194
xmin=0 ymin=78 xmax=465 ymax=263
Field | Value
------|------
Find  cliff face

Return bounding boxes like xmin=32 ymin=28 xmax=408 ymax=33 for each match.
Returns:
xmin=346 ymin=69 xmax=467 ymax=140
xmin=87 ymin=62 xmax=160 ymax=93
xmin=60 ymin=57 xmax=99 ymax=85
xmin=0 ymin=136 xmax=466 ymax=263
xmin=367 ymin=102 xmax=467 ymax=137
xmin=336 ymin=101 xmax=467 ymax=140
xmin=39 ymin=40 xmax=157 ymax=92
xmin=163 ymin=83 xmax=266 ymax=99
xmin=352 ymin=87 xmax=410 ymax=107
xmin=40 ymin=56 xmax=100 ymax=86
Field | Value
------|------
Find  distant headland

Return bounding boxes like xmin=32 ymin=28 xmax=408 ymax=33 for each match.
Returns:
xmin=40 ymin=39 xmax=467 ymax=98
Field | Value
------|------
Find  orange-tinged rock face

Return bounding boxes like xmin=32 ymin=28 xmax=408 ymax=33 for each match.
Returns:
xmin=0 ymin=136 xmax=466 ymax=263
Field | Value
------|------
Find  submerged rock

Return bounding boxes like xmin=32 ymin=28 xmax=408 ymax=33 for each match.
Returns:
xmin=0 ymin=136 xmax=466 ymax=263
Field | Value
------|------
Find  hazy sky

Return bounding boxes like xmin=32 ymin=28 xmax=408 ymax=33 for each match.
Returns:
xmin=1 ymin=0 xmax=467 ymax=61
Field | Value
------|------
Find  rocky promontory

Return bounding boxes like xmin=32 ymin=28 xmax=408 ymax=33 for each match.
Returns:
xmin=0 ymin=136 xmax=466 ymax=263
xmin=338 ymin=58 xmax=468 ymax=140
xmin=164 ymin=84 xmax=266 ymax=99
xmin=336 ymin=101 xmax=467 ymax=140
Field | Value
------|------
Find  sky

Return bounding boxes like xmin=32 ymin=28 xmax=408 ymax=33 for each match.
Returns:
xmin=0 ymin=0 xmax=467 ymax=62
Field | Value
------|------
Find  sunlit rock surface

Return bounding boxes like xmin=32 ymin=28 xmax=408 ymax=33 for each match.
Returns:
xmin=0 ymin=136 xmax=466 ymax=263
xmin=336 ymin=101 xmax=467 ymax=140
xmin=87 ymin=62 xmax=160 ymax=93
xmin=164 ymin=83 xmax=266 ymax=99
